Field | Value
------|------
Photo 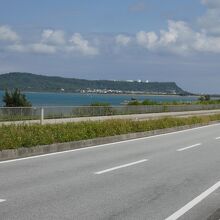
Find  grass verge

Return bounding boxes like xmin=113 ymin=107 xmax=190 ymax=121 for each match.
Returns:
xmin=0 ymin=114 xmax=220 ymax=151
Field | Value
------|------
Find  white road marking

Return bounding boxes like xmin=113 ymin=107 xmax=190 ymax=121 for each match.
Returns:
xmin=94 ymin=159 xmax=148 ymax=174
xmin=0 ymin=123 xmax=219 ymax=165
xmin=0 ymin=199 xmax=6 ymax=203
xmin=215 ymin=137 xmax=220 ymax=140
xmin=165 ymin=181 xmax=220 ymax=220
xmin=177 ymin=143 xmax=202 ymax=152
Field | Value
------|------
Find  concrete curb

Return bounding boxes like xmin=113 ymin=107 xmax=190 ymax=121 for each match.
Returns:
xmin=0 ymin=121 xmax=219 ymax=162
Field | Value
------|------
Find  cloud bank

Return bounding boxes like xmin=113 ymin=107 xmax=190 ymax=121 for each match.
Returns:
xmin=115 ymin=34 xmax=131 ymax=46
xmin=0 ymin=25 xmax=20 ymax=42
xmin=135 ymin=20 xmax=220 ymax=55
xmin=2 ymin=27 xmax=98 ymax=56
xmin=1 ymin=0 xmax=220 ymax=56
xmin=69 ymin=33 xmax=99 ymax=56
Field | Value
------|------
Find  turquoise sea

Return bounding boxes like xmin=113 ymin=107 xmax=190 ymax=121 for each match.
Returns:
xmin=0 ymin=91 xmax=198 ymax=107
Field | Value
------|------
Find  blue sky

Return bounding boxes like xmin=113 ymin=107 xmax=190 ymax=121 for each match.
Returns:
xmin=0 ymin=0 xmax=220 ymax=93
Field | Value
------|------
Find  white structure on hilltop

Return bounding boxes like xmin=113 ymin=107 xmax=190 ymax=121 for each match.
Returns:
xmin=126 ymin=79 xmax=149 ymax=83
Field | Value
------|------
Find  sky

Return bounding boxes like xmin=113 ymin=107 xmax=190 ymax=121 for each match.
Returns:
xmin=0 ymin=0 xmax=220 ymax=93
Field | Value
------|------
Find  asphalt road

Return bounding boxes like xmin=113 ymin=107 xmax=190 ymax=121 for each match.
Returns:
xmin=0 ymin=123 xmax=220 ymax=220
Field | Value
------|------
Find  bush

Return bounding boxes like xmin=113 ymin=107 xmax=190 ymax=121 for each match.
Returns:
xmin=3 ymin=89 xmax=32 ymax=107
xmin=128 ymin=99 xmax=158 ymax=105
xmin=90 ymin=102 xmax=110 ymax=106
xmin=0 ymin=114 xmax=220 ymax=150
xmin=198 ymin=95 xmax=211 ymax=102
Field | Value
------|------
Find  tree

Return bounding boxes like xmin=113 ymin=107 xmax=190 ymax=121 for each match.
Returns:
xmin=198 ymin=95 xmax=211 ymax=102
xmin=3 ymin=89 xmax=32 ymax=107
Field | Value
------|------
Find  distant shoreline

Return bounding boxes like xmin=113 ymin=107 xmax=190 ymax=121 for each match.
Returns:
xmin=0 ymin=90 xmax=198 ymax=97
xmin=0 ymin=90 xmax=200 ymax=107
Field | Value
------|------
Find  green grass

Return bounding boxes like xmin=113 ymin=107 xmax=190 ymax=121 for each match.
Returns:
xmin=127 ymin=100 xmax=159 ymax=105
xmin=1 ymin=114 xmax=220 ymax=151
xmin=127 ymin=99 xmax=220 ymax=106
xmin=195 ymin=100 xmax=220 ymax=105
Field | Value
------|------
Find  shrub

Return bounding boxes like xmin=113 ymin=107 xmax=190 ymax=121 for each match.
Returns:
xmin=3 ymin=89 xmax=32 ymax=107
xmin=128 ymin=99 xmax=158 ymax=105
xmin=0 ymin=114 xmax=220 ymax=150
xmin=90 ymin=102 xmax=110 ymax=106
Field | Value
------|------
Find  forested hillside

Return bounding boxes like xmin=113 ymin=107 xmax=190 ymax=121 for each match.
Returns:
xmin=0 ymin=72 xmax=188 ymax=95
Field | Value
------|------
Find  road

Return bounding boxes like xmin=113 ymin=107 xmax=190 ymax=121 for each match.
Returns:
xmin=0 ymin=123 xmax=220 ymax=219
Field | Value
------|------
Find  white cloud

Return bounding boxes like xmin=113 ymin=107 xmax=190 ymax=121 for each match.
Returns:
xmin=7 ymin=32 xmax=98 ymax=56
xmin=0 ymin=25 xmax=20 ymax=42
xmin=134 ymin=2 xmax=220 ymax=55
xmin=29 ymin=43 xmax=57 ymax=54
xmin=159 ymin=20 xmax=185 ymax=45
xmin=136 ymin=31 xmax=158 ymax=49
xmin=41 ymin=29 xmax=66 ymax=45
xmin=7 ymin=44 xmax=27 ymax=53
xmin=159 ymin=20 xmax=196 ymax=54
xmin=198 ymin=0 xmax=220 ymax=34
xmin=69 ymin=33 xmax=99 ymax=56
xmin=8 ymin=43 xmax=57 ymax=54
xmin=194 ymin=33 xmax=220 ymax=53
xmin=115 ymin=34 xmax=131 ymax=46
xmin=198 ymin=9 xmax=220 ymax=34
xmin=136 ymin=20 xmax=220 ymax=54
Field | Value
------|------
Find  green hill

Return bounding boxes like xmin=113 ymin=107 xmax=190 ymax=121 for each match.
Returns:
xmin=0 ymin=72 xmax=189 ymax=95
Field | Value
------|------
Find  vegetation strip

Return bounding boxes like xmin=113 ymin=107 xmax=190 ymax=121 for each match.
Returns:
xmin=0 ymin=114 xmax=220 ymax=151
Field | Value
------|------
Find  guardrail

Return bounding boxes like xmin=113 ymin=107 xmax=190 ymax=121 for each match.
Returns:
xmin=1 ymin=104 xmax=220 ymax=125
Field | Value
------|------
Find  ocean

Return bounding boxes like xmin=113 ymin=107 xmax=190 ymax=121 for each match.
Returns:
xmin=0 ymin=91 xmax=198 ymax=107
